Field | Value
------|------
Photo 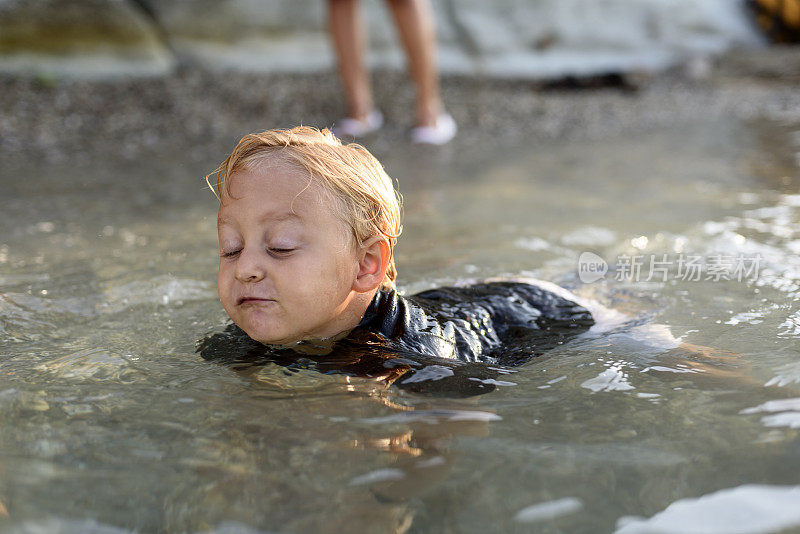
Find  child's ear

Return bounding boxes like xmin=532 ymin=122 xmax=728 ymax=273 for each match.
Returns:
xmin=352 ymin=236 xmax=391 ymax=293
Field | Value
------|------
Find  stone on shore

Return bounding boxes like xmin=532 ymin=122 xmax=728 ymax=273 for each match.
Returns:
xmin=0 ymin=0 xmax=174 ymax=79
xmin=0 ymin=0 xmax=767 ymax=79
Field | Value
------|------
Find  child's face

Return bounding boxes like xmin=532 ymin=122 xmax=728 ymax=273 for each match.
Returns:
xmin=217 ymin=160 xmax=362 ymax=345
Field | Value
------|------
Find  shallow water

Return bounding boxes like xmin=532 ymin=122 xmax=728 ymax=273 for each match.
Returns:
xmin=1 ymin=117 xmax=800 ymax=533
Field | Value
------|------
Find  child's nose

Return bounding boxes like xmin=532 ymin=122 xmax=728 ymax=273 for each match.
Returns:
xmin=234 ymin=247 xmax=266 ymax=283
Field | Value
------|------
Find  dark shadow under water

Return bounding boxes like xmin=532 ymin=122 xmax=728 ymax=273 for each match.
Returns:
xmin=198 ymin=282 xmax=595 ymax=398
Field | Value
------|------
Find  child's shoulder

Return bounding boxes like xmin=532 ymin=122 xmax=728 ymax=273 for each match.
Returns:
xmin=410 ymin=279 xmax=595 ymax=328
xmin=355 ymin=279 xmax=596 ymax=364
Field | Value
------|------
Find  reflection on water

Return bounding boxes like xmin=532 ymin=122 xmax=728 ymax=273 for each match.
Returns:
xmin=1 ymin=117 xmax=800 ymax=532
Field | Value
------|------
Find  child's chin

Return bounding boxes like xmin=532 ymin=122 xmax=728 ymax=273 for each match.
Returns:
xmin=234 ymin=318 xmax=283 ymax=344
xmin=245 ymin=327 xmax=298 ymax=346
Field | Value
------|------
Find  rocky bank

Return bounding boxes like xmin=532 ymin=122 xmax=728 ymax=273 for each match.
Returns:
xmin=0 ymin=0 xmax=763 ymax=79
xmin=1 ymin=46 xmax=799 ymax=171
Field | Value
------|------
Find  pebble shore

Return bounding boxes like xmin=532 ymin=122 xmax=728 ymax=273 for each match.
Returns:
xmin=1 ymin=48 xmax=799 ymax=167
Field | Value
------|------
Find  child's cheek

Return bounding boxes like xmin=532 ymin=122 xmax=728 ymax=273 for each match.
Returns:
xmin=217 ymin=263 xmax=233 ymax=304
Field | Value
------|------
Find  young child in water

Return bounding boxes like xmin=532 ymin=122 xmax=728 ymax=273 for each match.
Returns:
xmin=204 ymin=125 xmax=746 ymax=399
xmin=209 ymin=126 xmax=595 ymax=366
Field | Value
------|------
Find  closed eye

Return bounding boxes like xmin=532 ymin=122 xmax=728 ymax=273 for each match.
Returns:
xmin=220 ymin=250 xmax=241 ymax=258
xmin=268 ymin=248 xmax=296 ymax=256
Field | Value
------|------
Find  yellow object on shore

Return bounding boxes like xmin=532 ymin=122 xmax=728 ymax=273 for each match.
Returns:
xmin=751 ymin=0 xmax=800 ymax=41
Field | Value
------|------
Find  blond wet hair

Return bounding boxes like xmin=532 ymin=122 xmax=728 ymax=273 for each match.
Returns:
xmin=208 ymin=126 xmax=403 ymax=289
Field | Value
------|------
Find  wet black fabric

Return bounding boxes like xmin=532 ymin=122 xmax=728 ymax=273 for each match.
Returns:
xmin=198 ymin=282 xmax=594 ymax=396
xmin=358 ymin=282 xmax=595 ymax=366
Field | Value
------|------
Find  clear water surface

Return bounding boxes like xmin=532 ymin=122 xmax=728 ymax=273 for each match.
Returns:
xmin=1 ymin=117 xmax=799 ymax=533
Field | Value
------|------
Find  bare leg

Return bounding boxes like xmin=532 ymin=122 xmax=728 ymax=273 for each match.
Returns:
xmin=386 ymin=0 xmax=443 ymax=127
xmin=328 ymin=0 xmax=374 ymax=121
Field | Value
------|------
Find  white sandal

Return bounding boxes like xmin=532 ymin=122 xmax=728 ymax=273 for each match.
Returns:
xmin=410 ymin=112 xmax=457 ymax=145
xmin=332 ymin=109 xmax=384 ymax=139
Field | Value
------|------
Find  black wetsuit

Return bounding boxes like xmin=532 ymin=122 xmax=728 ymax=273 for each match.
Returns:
xmin=357 ymin=282 xmax=594 ymax=365
xmin=198 ymin=281 xmax=594 ymax=396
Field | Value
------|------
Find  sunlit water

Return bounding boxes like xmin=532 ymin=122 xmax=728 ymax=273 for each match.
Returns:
xmin=1 ymin=117 xmax=800 ymax=533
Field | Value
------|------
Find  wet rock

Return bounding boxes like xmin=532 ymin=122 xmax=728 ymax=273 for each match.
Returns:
xmin=0 ymin=0 xmax=765 ymax=79
xmin=0 ymin=0 xmax=174 ymax=78
xmin=435 ymin=0 xmax=764 ymax=78
xmin=149 ymin=0 xmax=764 ymax=78
xmin=138 ymin=0 xmax=334 ymax=72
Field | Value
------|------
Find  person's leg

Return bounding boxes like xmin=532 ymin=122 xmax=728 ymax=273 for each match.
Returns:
xmin=328 ymin=0 xmax=375 ymax=121
xmin=385 ymin=0 xmax=443 ymax=127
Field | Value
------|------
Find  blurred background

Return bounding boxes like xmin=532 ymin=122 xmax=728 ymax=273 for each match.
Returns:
xmin=0 ymin=0 xmax=793 ymax=78
xmin=1 ymin=0 xmax=798 ymax=166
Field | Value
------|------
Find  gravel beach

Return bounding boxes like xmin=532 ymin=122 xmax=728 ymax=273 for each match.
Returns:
xmin=1 ymin=47 xmax=799 ymax=168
